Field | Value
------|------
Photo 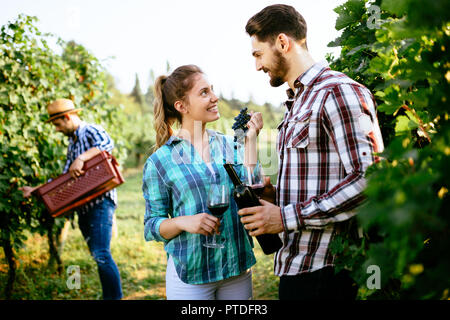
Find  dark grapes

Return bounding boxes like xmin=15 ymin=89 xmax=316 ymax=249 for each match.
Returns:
xmin=232 ymin=107 xmax=251 ymax=144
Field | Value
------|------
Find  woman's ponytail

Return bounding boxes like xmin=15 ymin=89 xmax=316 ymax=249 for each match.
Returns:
xmin=153 ymin=75 xmax=173 ymax=151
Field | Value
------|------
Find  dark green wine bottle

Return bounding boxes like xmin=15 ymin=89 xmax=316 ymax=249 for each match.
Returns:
xmin=224 ymin=163 xmax=282 ymax=255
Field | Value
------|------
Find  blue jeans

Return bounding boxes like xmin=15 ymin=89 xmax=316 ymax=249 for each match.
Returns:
xmin=77 ymin=197 xmax=123 ymax=300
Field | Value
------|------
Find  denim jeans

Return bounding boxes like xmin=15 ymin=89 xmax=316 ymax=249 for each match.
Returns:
xmin=77 ymin=197 xmax=123 ymax=300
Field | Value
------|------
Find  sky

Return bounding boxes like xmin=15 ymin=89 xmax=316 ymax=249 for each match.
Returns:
xmin=0 ymin=0 xmax=345 ymax=107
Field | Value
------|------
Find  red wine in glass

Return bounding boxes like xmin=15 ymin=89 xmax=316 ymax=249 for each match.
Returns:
xmin=207 ymin=203 xmax=229 ymax=218
xmin=244 ymin=163 xmax=265 ymax=198
xmin=204 ymin=183 xmax=229 ymax=249
xmin=250 ymin=184 xmax=264 ymax=197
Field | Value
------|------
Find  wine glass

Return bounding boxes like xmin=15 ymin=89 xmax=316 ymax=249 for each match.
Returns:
xmin=243 ymin=162 xmax=265 ymax=197
xmin=203 ymin=182 xmax=229 ymax=249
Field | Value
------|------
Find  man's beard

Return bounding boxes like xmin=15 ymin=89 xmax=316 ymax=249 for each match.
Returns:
xmin=62 ymin=127 xmax=76 ymax=138
xmin=268 ymin=49 xmax=288 ymax=87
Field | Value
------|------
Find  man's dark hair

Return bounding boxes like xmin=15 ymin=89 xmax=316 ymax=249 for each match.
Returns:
xmin=245 ymin=4 xmax=308 ymax=48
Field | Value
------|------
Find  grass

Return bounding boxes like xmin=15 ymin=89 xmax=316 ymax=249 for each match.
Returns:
xmin=0 ymin=167 xmax=279 ymax=300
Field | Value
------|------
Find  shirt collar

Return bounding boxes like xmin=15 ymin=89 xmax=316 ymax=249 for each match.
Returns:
xmin=165 ymin=129 xmax=217 ymax=146
xmin=70 ymin=121 xmax=87 ymax=143
xmin=284 ymin=60 xmax=330 ymax=110
xmin=298 ymin=60 xmax=329 ymax=87
xmin=166 ymin=135 xmax=182 ymax=145
xmin=286 ymin=61 xmax=330 ymax=96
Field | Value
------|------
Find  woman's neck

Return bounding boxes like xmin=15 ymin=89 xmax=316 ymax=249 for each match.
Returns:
xmin=178 ymin=120 xmax=211 ymax=163
xmin=178 ymin=120 xmax=207 ymax=145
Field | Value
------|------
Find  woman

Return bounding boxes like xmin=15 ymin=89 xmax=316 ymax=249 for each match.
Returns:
xmin=142 ymin=65 xmax=262 ymax=300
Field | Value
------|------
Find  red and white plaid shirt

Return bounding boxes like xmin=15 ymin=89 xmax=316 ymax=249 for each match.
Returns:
xmin=274 ymin=62 xmax=384 ymax=276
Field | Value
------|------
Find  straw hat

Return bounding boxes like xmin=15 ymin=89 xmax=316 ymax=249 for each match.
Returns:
xmin=46 ymin=99 xmax=82 ymax=122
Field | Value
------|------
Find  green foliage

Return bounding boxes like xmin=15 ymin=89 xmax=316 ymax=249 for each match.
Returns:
xmin=328 ymin=0 xmax=449 ymax=299
xmin=0 ymin=170 xmax=279 ymax=299
xmin=0 ymin=14 xmax=127 ymax=279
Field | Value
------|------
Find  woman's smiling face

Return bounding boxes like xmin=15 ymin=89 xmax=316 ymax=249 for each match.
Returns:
xmin=180 ymin=73 xmax=220 ymax=124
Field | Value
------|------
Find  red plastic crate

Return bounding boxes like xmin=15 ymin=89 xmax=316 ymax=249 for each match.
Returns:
xmin=33 ymin=151 xmax=124 ymax=217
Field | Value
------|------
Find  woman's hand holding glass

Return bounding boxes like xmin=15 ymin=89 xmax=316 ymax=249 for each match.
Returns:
xmin=176 ymin=213 xmax=220 ymax=237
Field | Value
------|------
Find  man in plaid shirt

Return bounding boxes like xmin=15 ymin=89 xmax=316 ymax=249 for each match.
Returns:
xmin=21 ymin=99 xmax=122 ymax=300
xmin=240 ymin=5 xmax=384 ymax=299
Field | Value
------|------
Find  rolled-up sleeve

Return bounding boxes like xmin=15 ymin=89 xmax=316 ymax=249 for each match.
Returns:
xmin=142 ymin=158 xmax=171 ymax=243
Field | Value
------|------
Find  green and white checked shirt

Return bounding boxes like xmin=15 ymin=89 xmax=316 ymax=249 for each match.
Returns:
xmin=143 ymin=130 xmax=256 ymax=284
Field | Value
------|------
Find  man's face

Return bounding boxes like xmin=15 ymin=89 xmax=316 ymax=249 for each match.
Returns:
xmin=51 ymin=116 xmax=74 ymax=136
xmin=251 ymin=35 xmax=289 ymax=87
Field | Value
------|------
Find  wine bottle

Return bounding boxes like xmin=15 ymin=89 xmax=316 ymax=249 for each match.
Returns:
xmin=223 ymin=163 xmax=282 ymax=255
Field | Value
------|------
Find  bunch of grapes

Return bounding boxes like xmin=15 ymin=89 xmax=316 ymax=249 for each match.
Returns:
xmin=232 ymin=107 xmax=251 ymax=143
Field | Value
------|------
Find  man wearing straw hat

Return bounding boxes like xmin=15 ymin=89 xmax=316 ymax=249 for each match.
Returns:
xmin=20 ymin=98 xmax=123 ymax=300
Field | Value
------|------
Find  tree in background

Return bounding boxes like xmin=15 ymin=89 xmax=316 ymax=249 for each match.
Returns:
xmin=129 ymin=73 xmax=145 ymax=111
xmin=328 ymin=0 xmax=449 ymax=299
xmin=0 ymin=15 xmax=128 ymax=298
xmin=0 ymin=14 xmax=286 ymax=299
xmin=145 ymin=69 xmax=155 ymax=108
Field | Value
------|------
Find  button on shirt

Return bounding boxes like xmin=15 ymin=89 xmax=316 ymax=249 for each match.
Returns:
xmin=142 ymin=130 xmax=256 ymax=285
xmin=275 ymin=62 xmax=384 ymax=276
xmin=63 ymin=121 xmax=117 ymax=213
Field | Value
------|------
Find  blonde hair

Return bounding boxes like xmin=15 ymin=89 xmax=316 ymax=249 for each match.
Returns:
xmin=153 ymin=64 xmax=203 ymax=151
